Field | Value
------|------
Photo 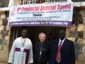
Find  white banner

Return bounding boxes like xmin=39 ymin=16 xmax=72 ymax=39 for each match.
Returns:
xmin=8 ymin=2 xmax=73 ymax=27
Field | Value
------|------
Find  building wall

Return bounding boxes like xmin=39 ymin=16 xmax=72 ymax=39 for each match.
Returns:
xmin=0 ymin=8 xmax=85 ymax=64
xmin=0 ymin=12 xmax=10 ymax=64
xmin=66 ymin=9 xmax=85 ymax=64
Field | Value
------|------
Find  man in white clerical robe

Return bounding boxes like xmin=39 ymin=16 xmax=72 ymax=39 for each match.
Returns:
xmin=8 ymin=29 xmax=33 ymax=64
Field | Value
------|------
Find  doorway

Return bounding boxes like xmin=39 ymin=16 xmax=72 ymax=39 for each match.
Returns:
xmin=9 ymin=26 xmax=65 ymax=51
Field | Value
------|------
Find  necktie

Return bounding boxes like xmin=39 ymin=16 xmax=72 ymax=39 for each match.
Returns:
xmin=56 ymin=41 xmax=62 ymax=63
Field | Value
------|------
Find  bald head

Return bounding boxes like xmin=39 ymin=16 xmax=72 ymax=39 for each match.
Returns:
xmin=39 ymin=32 xmax=46 ymax=43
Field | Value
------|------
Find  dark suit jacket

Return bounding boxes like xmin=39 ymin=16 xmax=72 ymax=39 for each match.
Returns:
xmin=49 ymin=39 xmax=75 ymax=64
xmin=33 ymin=41 xmax=50 ymax=64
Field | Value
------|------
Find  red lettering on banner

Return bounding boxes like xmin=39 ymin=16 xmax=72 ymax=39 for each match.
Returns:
xmin=17 ymin=5 xmax=56 ymax=12
xmin=21 ymin=6 xmax=40 ymax=11
xmin=17 ymin=7 xmax=21 ymax=12
xmin=40 ymin=5 xmax=56 ymax=11
xmin=58 ymin=4 xmax=71 ymax=10
xmin=16 ymin=4 xmax=71 ymax=12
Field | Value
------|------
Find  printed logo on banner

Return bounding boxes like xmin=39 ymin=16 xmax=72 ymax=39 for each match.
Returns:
xmin=10 ymin=7 xmax=17 ymax=16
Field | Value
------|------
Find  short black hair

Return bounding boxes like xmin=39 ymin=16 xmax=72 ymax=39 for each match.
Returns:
xmin=58 ymin=27 xmax=66 ymax=33
xmin=21 ymin=29 xmax=28 ymax=33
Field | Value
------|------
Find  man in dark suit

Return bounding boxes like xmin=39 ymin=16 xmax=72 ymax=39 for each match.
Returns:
xmin=33 ymin=32 xmax=50 ymax=64
xmin=49 ymin=29 xmax=75 ymax=64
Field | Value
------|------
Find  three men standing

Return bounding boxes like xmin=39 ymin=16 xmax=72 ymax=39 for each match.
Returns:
xmin=8 ymin=29 xmax=75 ymax=64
